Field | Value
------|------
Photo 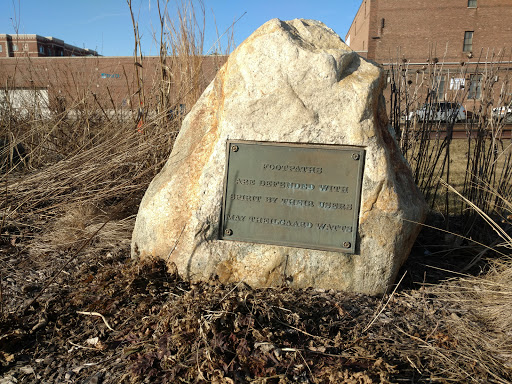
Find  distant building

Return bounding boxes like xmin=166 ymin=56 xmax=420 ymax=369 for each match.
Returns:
xmin=0 ymin=34 xmax=99 ymax=57
xmin=345 ymin=0 xmax=512 ymax=109
xmin=345 ymin=0 xmax=512 ymax=63
xmin=0 ymin=55 xmax=225 ymax=118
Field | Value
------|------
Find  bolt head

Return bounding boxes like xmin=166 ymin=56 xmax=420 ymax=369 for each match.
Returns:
xmin=231 ymin=145 xmax=239 ymax=152
xmin=343 ymin=241 xmax=351 ymax=248
xmin=224 ymin=228 xmax=233 ymax=236
xmin=352 ymin=153 xmax=360 ymax=161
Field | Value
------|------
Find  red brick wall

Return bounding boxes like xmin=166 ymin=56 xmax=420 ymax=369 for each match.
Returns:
xmin=0 ymin=35 xmax=99 ymax=57
xmin=0 ymin=55 xmax=226 ymax=111
xmin=347 ymin=0 xmax=512 ymax=110
xmin=366 ymin=0 xmax=512 ymax=63
xmin=0 ymin=35 xmax=43 ymax=58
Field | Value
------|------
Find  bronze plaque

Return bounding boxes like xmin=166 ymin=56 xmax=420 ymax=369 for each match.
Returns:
xmin=220 ymin=141 xmax=365 ymax=253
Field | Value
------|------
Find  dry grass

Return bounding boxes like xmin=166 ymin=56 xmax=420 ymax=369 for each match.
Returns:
xmin=0 ymin=0 xmax=218 ymax=257
xmin=423 ymin=258 xmax=512 ymax=383
xmin=390 ymin=53 xmax=512 ymax=223
xmin=414 ymin=181 xmax=512 ymax=382
xmin=0 ymin=120 xmax=174 ymax=254
xmin=34 ymin=204 xmax=134 ymax=255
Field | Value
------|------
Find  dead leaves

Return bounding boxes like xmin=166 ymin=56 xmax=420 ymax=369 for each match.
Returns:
xmin=2 ymin=254 xmax=510 ymax=383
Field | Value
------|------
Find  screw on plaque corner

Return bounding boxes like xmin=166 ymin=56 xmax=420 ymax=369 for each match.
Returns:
xmin=352 ymin=153 xmax=360 ymax=161
xmin=224 ymin=228 xmax=233 ymax=236
xmin=231 ymin=145 xmax=239 ymax=152
xmin=343 ymin=241 xmax=351 ymax=248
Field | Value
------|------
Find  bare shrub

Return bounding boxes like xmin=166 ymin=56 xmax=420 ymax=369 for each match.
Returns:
xmin=0 ymin=0 xmax=232 ymax=254
xmin=388 ymin=49 xmax=512 ymax=242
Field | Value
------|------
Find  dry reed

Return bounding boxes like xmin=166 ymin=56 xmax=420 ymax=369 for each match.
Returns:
xmin=388 ymin=49 xmax=512 ymax=243
xmin=0 ymin=0 xmax=229 ymax=258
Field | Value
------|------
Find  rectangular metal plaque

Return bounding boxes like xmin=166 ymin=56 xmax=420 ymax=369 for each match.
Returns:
xmin=219 ymin=141 xmax=365 ymax=253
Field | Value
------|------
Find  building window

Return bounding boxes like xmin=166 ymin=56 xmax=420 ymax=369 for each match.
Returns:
xmin=23 ymin=43 xmax=28 ymax=51
xmin=463 ymin=31 xmax=473 ymax=52
xmin=450 ymin=78 xmax=465 ymax=90
xmin=168 ymin=104 xmax=186 ymax=120
xmin=468 ymin=74 xmax=482 ymax=99
xmin=12 ymin=44 xmax=18 ymax=51
xmin=436 ymin=76 xmax=446 ymax=99
xmin=468 ymin=0 xmax=477 ymax=7
xmin=0 ymin=44 xmax=2 ymax=53
xmin=39 ymin=45 xmax=44 ymax=54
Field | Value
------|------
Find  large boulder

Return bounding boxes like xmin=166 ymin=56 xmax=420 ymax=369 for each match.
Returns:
xmin=131 ymin=18 xmax=427 ymax=295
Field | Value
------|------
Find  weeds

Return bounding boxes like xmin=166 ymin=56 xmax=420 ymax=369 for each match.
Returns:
xmin=0 ymin=0 xmax=230 ymax=250
xmin=388 ymin=50 xmax=512 ymax=242
xmin=425 ymin=183 xmax=512 ymax=383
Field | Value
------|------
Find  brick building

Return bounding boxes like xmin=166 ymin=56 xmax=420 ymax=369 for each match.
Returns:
xmin=0 ymin=55 xmax=225 ymax=118
xmin=346 ymin=0 xmax=512 ymax=62
xmin=345 ymin=0 xmax=512 ymax=109
xmin=0 ymin=34 xmax=99 ymax=57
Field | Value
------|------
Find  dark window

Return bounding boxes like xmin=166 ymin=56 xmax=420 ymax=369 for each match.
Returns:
xmin=436 ymin=76 xmax=446 ymax=99
xmin=468 ymin=0 xmax=477 ymax=7
xmin=468 ymin=74 xmax=482 ymax=99
xmin=463 ymin=31 xmax=473 ymax=52
xmin=168 ymin=104 xmax=186 ymax=120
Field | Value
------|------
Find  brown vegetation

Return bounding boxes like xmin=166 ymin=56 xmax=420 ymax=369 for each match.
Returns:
xmin=0 ymin=2 xmax=511 ymax=382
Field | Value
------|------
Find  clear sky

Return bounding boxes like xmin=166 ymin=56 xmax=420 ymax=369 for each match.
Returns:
xmin=1 ymin=0 xmax=362 ymax=56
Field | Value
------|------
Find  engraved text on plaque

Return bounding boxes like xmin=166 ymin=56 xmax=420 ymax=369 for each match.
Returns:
xmin=220 ymin=141 xmax=365 ymax=253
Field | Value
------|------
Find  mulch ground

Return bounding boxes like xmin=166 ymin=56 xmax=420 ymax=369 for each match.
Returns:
xmin=1 ymin=229 xmax=501 ymax=384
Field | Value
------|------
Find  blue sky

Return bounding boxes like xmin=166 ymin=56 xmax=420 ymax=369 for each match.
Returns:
xmin=1 ymin=0 xmax=362 ymax=56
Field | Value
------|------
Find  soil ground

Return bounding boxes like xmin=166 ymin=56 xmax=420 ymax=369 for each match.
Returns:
xmin=1 ymin=212 xmax=509 ymax=383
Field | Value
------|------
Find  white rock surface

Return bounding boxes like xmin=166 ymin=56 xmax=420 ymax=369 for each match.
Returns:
xmin=131 ymin=18 xmax=427 ymax=295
